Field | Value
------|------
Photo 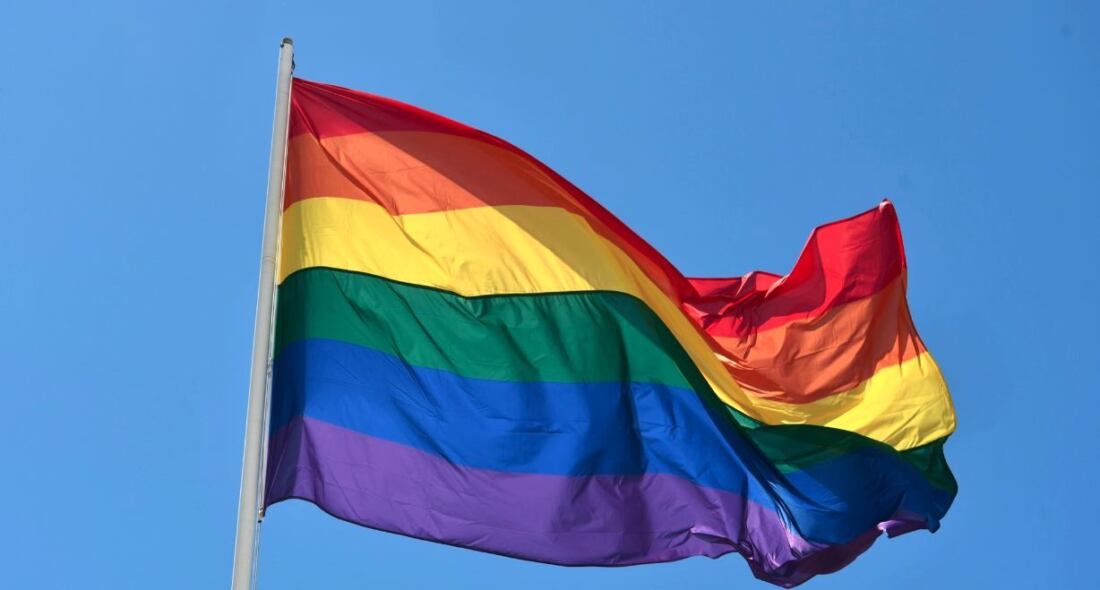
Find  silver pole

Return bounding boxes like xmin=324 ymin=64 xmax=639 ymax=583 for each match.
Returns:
xmin=231 ymin=37 xmax=294 ymax=590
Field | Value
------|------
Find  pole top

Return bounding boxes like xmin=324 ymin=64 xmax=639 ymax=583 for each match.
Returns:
xmin=281 ymin=37 xmax=294 ymax=46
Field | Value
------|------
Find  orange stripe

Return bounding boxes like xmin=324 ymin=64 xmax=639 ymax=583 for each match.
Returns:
xmin=709 ymin=276 xmax=927 ymax=404
xmin=285 ymin=130 xmax=576 ymax=214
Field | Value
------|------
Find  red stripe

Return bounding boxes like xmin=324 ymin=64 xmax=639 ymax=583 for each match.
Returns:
xmin=684 ymin=202 xmax=906 ymax=338
xmin=291 ymin=78 xmax=501 ymax=141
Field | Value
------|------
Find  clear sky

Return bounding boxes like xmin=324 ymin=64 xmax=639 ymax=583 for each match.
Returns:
xmin=2 ymin=1 xmax=1098 ymax=588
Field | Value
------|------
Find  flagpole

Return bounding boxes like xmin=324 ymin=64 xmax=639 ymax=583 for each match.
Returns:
xmin=231 ymin=37 xmax=294 ymax=590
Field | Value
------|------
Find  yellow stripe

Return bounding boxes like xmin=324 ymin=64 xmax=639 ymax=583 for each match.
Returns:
xmin=734 ymin=352 xmax=955 ymax=450
xmin=280 ymin=197 xmax=956 ymax=449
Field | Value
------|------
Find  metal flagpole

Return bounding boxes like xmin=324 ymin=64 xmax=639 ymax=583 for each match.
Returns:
xmin=231 ymin=37 xmax=294 ymax=590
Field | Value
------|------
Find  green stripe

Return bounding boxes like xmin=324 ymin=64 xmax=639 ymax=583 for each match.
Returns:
xmin=275 ymin=267 xmax=953 ymax=488
xmin=898 ymin=438 xmax=957 ymax=493
xmin=275 ymin=266 xmax=700 ymax=390
xmin=743 ymin=423 xmax=956 ymax=492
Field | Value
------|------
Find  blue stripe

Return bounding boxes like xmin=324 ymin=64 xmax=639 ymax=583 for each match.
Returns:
xmin=271 ymin=338 xmax=950 ymax=545
xmin=271 ymin=339 xmax=767 ymax=484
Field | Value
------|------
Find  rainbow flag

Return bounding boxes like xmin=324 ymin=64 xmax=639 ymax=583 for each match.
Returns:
xmin=264 ymin=78 xmax=956 ymax=586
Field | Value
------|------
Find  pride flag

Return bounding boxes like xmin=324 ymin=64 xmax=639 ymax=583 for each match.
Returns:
xmin=264 ymin=78 xmax=956 ymax=586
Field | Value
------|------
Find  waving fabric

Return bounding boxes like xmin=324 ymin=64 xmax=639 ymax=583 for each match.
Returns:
xmin=264 ymin=78 xmax=956 ymax=587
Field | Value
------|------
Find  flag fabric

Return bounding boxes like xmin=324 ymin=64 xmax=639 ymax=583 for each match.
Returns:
xmin=264 ymin=78 xmax=956 ymax=587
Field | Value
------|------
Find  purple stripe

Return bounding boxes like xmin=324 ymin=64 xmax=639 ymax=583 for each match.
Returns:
xmin=265 ymin=418 xmax=905 ymax=587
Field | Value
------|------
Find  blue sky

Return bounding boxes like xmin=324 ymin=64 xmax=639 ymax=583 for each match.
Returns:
xmin=2 ymin=1 xmax=1098 ymax=588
